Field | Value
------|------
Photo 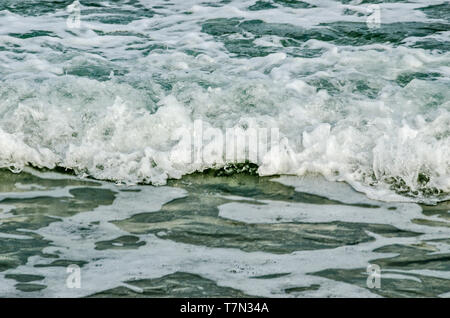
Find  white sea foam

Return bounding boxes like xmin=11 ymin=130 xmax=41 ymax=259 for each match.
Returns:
xmin=0 ymin=0 xmax=448 ymax=203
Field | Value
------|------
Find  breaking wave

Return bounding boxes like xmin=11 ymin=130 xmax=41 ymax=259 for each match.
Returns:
xmin=0 ymin=0 xmax=449 ymax=203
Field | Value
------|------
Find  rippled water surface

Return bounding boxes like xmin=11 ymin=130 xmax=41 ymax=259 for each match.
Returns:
xmin=0 ymin=168 xmax=449 ymax=297
xmin=0 ymin=0 xmax=449 ymax=297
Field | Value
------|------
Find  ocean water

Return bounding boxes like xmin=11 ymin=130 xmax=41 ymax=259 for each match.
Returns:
xmin=0 ymin=0 xmax=449 ymax=297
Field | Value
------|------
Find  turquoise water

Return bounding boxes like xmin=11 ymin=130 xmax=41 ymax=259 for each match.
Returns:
xmin=0 ymin=0 xmax=449 ymax=297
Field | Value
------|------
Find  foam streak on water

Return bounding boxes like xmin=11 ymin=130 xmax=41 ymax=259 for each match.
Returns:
xmin=0 ymin=0 xmax=449 ymax=202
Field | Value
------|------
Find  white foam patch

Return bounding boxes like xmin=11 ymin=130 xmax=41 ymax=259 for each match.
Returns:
xmin=0 ymin=232 xmax=31 ymax=240
xmin=0 ymin=188 xmax=76 ymax=201
xmin=14 ymin=183 xmax=47 ymax=190
xmin=218 ymin=199 xmax=449 ymax=235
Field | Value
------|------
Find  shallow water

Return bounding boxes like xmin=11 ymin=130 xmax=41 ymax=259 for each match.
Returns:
xmin=0 ymin=0 xmax=449 ymax=297
xmin=0 ymin=168 xmax=448 ymax=297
